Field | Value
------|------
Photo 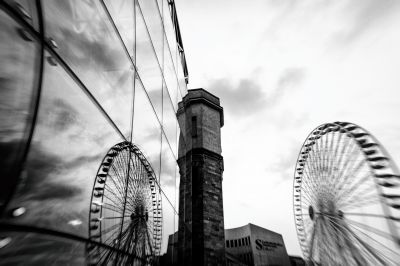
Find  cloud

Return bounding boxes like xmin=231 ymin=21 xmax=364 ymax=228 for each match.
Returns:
xmin=336 ymin=0 xmax=400 ymax=42
xmin=208 ymin=68 xmax=305 ymax=117
xmin=46 ymin=99 xmax=79 ymax=132
xmin=209 ymin=78 xmax=267 ymax=116
xmin=274 ymin=67 xmax=305 ymax=101
xmin=15 ymin=143 xmax=85 ymax=201
xmin=266 ymin=141 xmax=301 ymax=181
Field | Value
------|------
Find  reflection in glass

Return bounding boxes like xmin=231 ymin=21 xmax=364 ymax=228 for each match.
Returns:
xmin=162 ymin=86 xmax=178 ymax=158
xmin=132 ymin=81 xmax=162 ymax=181
xmin=103 ymin=0 xmax=135 ymax=56
xmin=163 ymin=0 xmax=178 ymax=71
xmin=0 ymin=231 xmax=85 ymax=264
xmin=0 ymin=10 xmax=39 ymax=212
xmin=87 ymin=141 xmax=162 ymax=264
xmin=1 ymin=0 xmax=189 ymax=262
xmin=4 ymin=56 xmax=123 ymax=241
xmin=138 ymin=0 xmax=163 ymax=64
xmin=43 ymin=0 xmax=134 ymax=139
xmin=163 ymin=36 xmax=179 ymax=111
xmin=136 ymin=5 xmax=163 ymax=120
xmin=159 ymin=133 xmax=179 ymax=255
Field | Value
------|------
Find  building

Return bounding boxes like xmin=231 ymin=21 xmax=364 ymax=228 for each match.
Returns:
xmin=0 ymin=0 xmax=187 ymax=264
xmin=177 ymin=88 xmax=226 ymax=265
xmin=225 ymin=223 xmax=292 ymax=266
xmin=163 ymin=224 xmax=304 ymax=266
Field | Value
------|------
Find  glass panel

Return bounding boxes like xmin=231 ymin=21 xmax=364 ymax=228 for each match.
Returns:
xmin=162 ymin=86 xmax=178 ymax=158
xmin=164 ymin=36 xmax=179 ymax=110
xmin=0 ymin=231 xmax=85 ymax=264
xmin=136 ymin=5 xmax=163 ymax=120
xmin=160 ymin=191 xmax=177 ymax=255
xmin=104 ymin=0 xmax=135 ymax=56
xmin=43 ymin=0 xmax=134 ymax=139
xmin=160 ymin=134 xmax=179 ymax=229
xmin=3 ymin=56 xmax=123 ymax=238
xmin=177 ymin=53 xmax=187 ymax=99
xmin=5 ymin=0 xmax=39 ymax=30
xmin=163 ymin=0 xmax=178 ymax=70
xmin=132 ymin=81 xmax=161 ymax=180
xmin=0 ymin=10 xmax=39 ymax=210
xmin=137 ymin=0 xmax=163 ymax=65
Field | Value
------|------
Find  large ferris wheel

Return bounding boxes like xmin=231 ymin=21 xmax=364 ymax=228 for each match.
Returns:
xmin=293 ymin=122 xmax=400 ymax=265
xmin=86 ymin=141 xmax=162 ymax=265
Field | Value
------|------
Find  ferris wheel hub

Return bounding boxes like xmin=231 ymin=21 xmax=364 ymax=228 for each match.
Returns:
xmin=309 ymin=205 xmax=315 ymax=220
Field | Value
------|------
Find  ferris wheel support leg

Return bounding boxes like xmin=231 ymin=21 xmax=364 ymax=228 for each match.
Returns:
xmin=308 ymin=217 xmax=318 ymax=264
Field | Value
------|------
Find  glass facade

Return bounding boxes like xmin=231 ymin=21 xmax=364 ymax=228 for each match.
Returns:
xmin=0 ymin=0 xmax=187 ymax=264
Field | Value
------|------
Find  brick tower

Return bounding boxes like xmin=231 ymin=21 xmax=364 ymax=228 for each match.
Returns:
xmin=177 ymin=89 xmax=225 ymax=266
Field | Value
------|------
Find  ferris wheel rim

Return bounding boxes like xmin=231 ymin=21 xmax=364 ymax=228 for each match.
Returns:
xmin=293 ymin=121 xmax=400 ymax=265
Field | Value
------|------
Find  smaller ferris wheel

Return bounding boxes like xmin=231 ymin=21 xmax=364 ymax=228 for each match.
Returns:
xmin=87 ymin=141 xmax=162 ymax=265
xmin=293 ymin=122 xmax=400 ymax=265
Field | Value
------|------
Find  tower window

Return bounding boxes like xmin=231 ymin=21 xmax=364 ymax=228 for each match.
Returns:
xmin=191 ymin=116 xmax=197 ymax=138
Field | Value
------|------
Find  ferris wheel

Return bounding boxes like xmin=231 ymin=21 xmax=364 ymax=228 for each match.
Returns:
xmin=293 ymin=122 xmax=400 ymax=265
xmin=86 ymin=141 xmax=162 ymax=265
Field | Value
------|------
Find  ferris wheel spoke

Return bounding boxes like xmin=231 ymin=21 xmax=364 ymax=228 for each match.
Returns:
xmin=103 ymin=193 xmax=125 ymax=211
xmin=107 ymin=167 xmax=127 ymax=200
xmin=343 ymin=212 xmax=400 ymax=221
xmin=101 ymin=202 xmax=124 ymax=213
xmin=337 ymin=182 xmax=380 ymax=208
xmin=110 ymin=158 xmax=127 ymax=186
xmin=104 ymin=185 xmax=125 ymax=205
xmin=334 ymin=172 xmax=372 ymax=206
xmin=331 ymin=138 xmax=356 ymax=191
xmin=333 ymin=143 xmax=359 ymax=193
xmin=105 ymin=180 xmax=125 ymax=204
xmin=101 ymin=216 xmax=131 ymax=220
xmin=113 ymin=219 xmax=136 ymax=264
xmin=344 ymin=217 xmax=396 ymax=242
xmin=344 ymin=222 xmax=397 ymax=265
xmin=301 ymin=170 xmax=319 ymax=200
xmin=100 ymin=223 xmax=132 ymax=264
xmin=324 ymin=215 xmax=372 ymax=265
xmin=340 ymin=192 xmax=381 ymax=210
xmin=335 ymin=158 xmax=368 ymax=200
xmin=299 ymin=179 xmax=318 ymax=205
xmin=101 ymin=219 xmax=130 ymax=237
xmin=324 ymin=213 xmax=399 ymax=264
xmin=326 ymin=132 xmax=340 ymax=188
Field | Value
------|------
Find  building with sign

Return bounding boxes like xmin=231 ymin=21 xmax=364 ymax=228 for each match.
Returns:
xmin=225 ymin=223 xmax=291 ymax=266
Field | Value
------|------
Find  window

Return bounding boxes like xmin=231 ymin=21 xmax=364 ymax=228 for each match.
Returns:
xmin=191 ymin=116 xmax=197 ymax=137
xmin=226 ymin=240 xmax=229 ymax=248
xmin=234 ymin=239 xmax=238 ymax=247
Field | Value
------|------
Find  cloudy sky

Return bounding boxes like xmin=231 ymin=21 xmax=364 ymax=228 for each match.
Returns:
xmin=176 ymin=0 xmax=400 ymax=255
